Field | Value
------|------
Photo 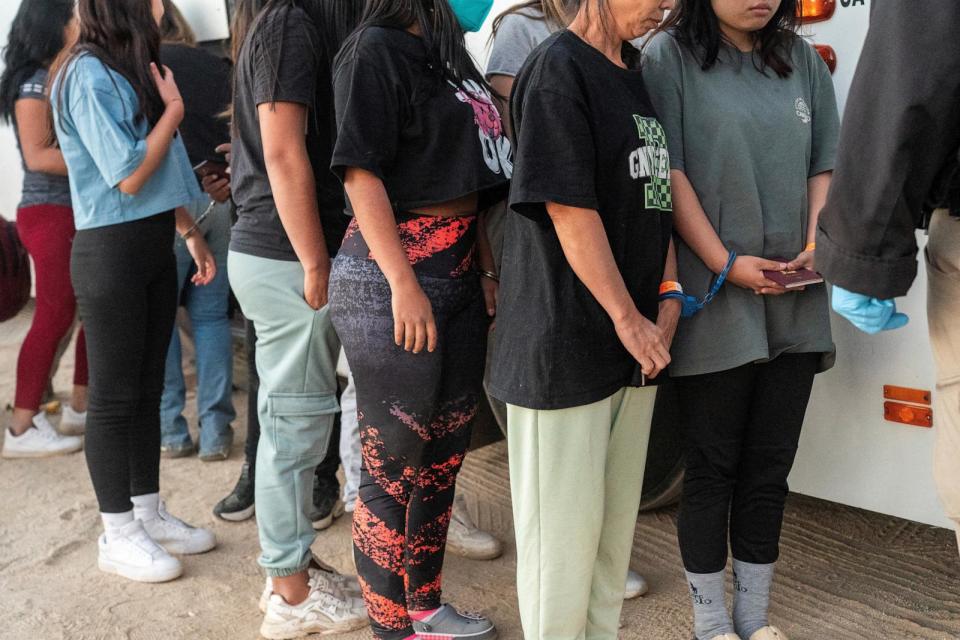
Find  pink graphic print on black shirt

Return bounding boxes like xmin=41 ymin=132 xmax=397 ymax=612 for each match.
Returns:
xmin=451 ymin=79 xmax=514 ymax=178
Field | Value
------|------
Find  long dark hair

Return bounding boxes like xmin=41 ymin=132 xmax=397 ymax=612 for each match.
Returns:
xmin=343 ymin=0 xmax=490 ymax=93
xmin=53 ymin=0 xmax=166 ymax=127
xmin=0 ymin=0 xmax=75 ymax=124
xmin=230 ymin=0 xmax=268 ymax=64
xmin=659 ymin=0 xmax=799 ymax=77
xmin=160 ymin=0 xmax=198 ymax=46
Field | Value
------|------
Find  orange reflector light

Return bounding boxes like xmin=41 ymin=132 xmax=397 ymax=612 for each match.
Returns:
xmin=798 ymin=0 xmax=836 ymax=22
xmin=883 ymin=385 xmax=932 ymax=406
xmin=884 ymin=401 xmax=933 ymax=428
xmin=815 ymin=44 xmax=837 ymax=74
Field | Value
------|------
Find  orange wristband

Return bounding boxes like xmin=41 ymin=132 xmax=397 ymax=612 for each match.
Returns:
xmin=659 ymin=280 xmax=683 ymax=296
xmin=804 ymin=242 xmax=816 ymax=252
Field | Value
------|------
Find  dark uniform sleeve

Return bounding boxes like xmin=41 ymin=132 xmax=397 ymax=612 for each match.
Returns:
xmin=816 ymin=0 xmax=960 ymax=300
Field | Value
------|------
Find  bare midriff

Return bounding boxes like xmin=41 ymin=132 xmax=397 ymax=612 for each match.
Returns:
xmin=407 ymin=192 xmax=479 ymax=217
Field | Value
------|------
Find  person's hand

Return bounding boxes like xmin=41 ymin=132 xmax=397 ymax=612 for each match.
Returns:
xmin=150 ymin=63 xmax=183 ymax=115
xmin=832 ymin=285 xmax=909 ymax=334
xmin=185 ymin=235 xmax=216 ymax=286
xmin=728 ymin=255 xmax=788 ymax=295
xmin=786 ymin=249 xmax=815 ymax=272
xmin=657 ymin=298 xmax=681 ymax=351
xmin=202 ymin=174 xmax=230 ymax=203
xmin=615 ymin=309 xmax=671 ymax=379
xmin=480 ymin=275 xmax=498 ymax=318
xmin=391 ymin=278 xmax=437 ymax=354
xmin=303 ymin=264 xmax=330 ymax=310
xmin=215 ymin=142 xmax=232 ymax=175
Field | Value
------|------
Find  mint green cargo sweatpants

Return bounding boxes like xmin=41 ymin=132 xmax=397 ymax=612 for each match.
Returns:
xmin=228 ymin=251 xmax=340 ymax=577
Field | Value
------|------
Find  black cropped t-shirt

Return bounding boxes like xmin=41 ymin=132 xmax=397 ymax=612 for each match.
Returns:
xmin=331 ymin=26 xmax=512 ymax=212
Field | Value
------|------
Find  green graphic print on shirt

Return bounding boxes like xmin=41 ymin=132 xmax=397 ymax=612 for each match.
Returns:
xmin=629 ymin=115 xmax=672 ymax=212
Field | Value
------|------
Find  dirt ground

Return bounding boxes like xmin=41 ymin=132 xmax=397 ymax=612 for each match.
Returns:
xmin=2 ymin=302 xmax=959 ymax=640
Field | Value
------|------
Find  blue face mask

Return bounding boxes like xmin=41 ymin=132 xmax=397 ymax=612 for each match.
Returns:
xmin=447 ymin=0 xmax=495 ymax=32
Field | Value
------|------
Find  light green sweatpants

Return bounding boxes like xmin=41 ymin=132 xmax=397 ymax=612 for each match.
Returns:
xmin=228 ymin=251 xmax=340 ymax=577
xmin=507 ymin=386 xmax=657 ymax=640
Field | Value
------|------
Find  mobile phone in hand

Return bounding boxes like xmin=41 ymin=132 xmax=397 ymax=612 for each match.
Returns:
xmin=193 ymin=160 xmax=229 ymax=180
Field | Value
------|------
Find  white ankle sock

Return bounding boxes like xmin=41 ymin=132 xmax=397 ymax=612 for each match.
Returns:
xmin=132 ymin=493 xmax=160 ymax=522
xmin=101 ymin=510 xmax=134 ymax=541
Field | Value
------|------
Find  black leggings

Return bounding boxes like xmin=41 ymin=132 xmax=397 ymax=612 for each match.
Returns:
xmin=675 ymin=352 xmax=820 ymax=573
xmin=329 ymin=216 xmax=487 ymax=640
xmin=71 ymin=212 xmax=178 ymax=514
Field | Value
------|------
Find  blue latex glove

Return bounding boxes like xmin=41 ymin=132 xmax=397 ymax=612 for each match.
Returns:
xmin=831 ymin=286 xmax=910 ymax=334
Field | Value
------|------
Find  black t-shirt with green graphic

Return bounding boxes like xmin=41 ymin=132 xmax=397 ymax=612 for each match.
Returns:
xmin=488 ymin=30 xmax=673 ymax=411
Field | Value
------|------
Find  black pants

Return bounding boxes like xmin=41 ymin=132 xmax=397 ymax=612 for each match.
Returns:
xmin=243 ymin=320 xmax=341 ymax=482
xmin=675 ymin=352 xmax=820 ymax=573
xmin=329 ymin=215 xmax=486 ymax=640
xmin=71 ymin=212 xmax=178 ymax=514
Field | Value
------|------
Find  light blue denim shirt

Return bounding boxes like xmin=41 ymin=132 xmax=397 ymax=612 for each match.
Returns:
xmin=52 ymin=54 xmax=202 ymax=230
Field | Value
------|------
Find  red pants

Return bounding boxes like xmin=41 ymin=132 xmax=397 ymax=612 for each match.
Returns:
xmin=15 ymin=204 xmax=88 ymax=411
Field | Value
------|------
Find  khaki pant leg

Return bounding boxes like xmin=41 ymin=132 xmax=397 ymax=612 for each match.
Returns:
xmin=926 ymin=210 xmax=960 ymax=550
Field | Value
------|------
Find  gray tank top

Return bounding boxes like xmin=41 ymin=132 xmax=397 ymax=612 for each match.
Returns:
xmin=16 ymin=68 xmax=72 ymax=210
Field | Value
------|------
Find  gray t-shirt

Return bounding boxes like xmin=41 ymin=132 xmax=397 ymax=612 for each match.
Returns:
xmin=642 ymin=32 xmax=840 ymax=377
xmin=15 ymin=68 xmax=72 ymax=209
xmin=486 ymin=8 xmax=556 ymax=79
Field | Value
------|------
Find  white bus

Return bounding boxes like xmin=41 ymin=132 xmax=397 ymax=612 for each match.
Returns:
xmin=0 ymin=0 xmax=946 ymax=530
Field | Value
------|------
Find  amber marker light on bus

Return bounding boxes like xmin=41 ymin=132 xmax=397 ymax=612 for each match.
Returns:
xmin=883 ymin=385 xmax=932 ymax=406
xmin=884 ymin=402 xmax=933 ymax=428
xmin=815 ymin=44 xmax=837 ymax=74
xmin=797 ymin=0 xmax=836 ymax=22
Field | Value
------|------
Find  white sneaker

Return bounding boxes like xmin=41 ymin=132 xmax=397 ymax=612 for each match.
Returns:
xmin=141 ymin=501 xmax=217 ymax=555
xmin=624 ymin=569 xmax=649 ymax=599
xmin=2 ymin=413 xmax=83 ymax=458
xmin=259 ymin=555 xmax=363 ymax=613
xmin=309 ymin=556 xmax=362 ymax=597
xmin=98 ymin=519 xmax=183 ymax=583
xmin=259 ymin=574 xmax=369 ymax=639
xmin=446 ymin=494 xmax=503 ymax=561
xmin=60 ymin=405 xmax=87 ymax=436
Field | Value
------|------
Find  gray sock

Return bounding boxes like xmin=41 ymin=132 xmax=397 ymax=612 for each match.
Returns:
xmin=732 ymin=559 xmax=775 ymax=639
xmin=685 ymin=570 xmax=734 ymax=640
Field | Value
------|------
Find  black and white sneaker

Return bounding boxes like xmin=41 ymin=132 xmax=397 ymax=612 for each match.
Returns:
xmin=213 ymin=461 xmax=255 ymax=522
xmin=309 ymin=474 xmax=344 ymax=531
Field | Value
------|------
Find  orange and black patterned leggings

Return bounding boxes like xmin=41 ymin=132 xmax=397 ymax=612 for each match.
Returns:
xmin=329 ymin=214 xmax=488 ymax=640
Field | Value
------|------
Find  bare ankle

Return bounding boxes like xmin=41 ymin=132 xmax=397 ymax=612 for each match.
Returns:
xmin=9 ymin=409 xmax=37 ymax=436
xmin=71 ymin=386 xmax=88 ymax=413
xmin=272 ymin=571 xmax=310 ymax=606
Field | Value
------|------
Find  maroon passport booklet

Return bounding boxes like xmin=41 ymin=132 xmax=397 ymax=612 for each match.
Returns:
xmin=763 ymin=259 xmax=824 ymax=289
